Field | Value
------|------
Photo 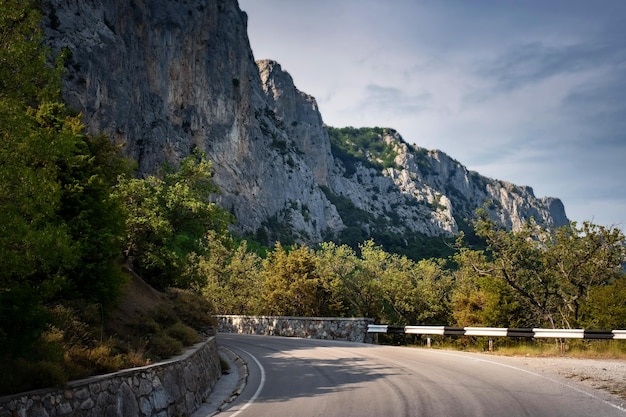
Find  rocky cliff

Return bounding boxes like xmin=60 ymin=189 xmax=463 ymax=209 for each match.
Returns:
xmin=42 ymin=0 xmax=568 ymax=248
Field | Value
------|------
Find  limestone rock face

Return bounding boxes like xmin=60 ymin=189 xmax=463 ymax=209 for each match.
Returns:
xmin=44 ymin=0 xmax=343 ymax=242
xmin=42 ymin=0 xmax=568 ymax=245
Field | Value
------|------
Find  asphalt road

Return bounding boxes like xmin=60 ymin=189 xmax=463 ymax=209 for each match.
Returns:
xmin=215 ymin=333 xmax=626 ymax=417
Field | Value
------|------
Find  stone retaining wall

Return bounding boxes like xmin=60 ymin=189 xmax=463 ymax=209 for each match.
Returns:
xmin=0 ymin=336 xmax=221 ymax=417
xmin=215 ymin=315 xmax=374 ymax=343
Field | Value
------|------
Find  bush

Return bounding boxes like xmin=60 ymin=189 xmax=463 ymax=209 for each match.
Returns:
xmin=0 ymin=358 xmax=67 ymax=395
xmin=65 ymin=344 xmax=125 ymax=378
xmin=166 ymin=322 xmax=199 ymax=346
xmin=167 ymin=288 xmax=216 ymax=330
xmin=147 ymin=332 xmax=183 ymax=359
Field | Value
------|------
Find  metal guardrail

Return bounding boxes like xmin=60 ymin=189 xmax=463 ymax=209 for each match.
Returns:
xmin=368 ymin=325 xmax=626 ymax=340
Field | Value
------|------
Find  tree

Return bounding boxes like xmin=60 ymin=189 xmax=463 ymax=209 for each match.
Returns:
xmin=473 ymin=214 xmax=561 ymax=327
xmin=357 ymin=240 xmax=453 ymax=325
xmin=261 ymin=243 xmax=333 ymax=316
xmin=0 ymin=1 xmax=75 ymax=294
xmin=580 ymin=276 xmax=626 ymax=329
xmin=473 ymin=211 xmax=626 ymax=328
xmin=115 ymin=151 xmax=233 ymax=289
xmin=411 ymin=258 xmax=454 ymax=325
xmin=543 ymin=222 xmax=626 ymax=327
xmin=345 ymin=240 xmax=385 ymax=321
xmin=0 ymin=0 xmax=130 ymax=362
xmin=197 ymin=235 xmax=263 ymax=314
xmin=57 ymin=130 xmax=131 ymax=307
xmin=315 ymin=242 xmax=358 ymax=317
xmin=451 ymin=247 xmax=529 ymax=328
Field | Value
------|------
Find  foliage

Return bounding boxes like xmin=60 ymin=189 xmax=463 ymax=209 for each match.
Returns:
xmin=314 ymin=242 xmax=358 ymax=317
xmin=0 ymin=0 xmax=130 ymax=372
xmin=0 ymin=1 xmax=217 ymax=393
xmin=199 ymin=236 xmax=264 ymax=315
xmin=114 ymin=151 xmax=234 ymax=290
xmin=261 ymin=243 xmax=338 ymax=316
xmin=57 ymin=131 xmax=131 ymax=307
xmin=0 ymin=0 xmax=75 ymax=299
xmin=319 ymin=186 xmax=456 ymax=261
xmin=327 ymin=126 xmax=399 ymax=175
xmin=167 ymin=287 xmax=217 ymax=330
xmin=580 ymin=275 xmax=626 ymax=329
xmin=356 ymin=241 xmax=453 ymax=324
xmin=451 ymin=247 xmax=530 ymax=328
xmin=457 ymin=212 xmax=626 ymax=328
xmin=543 ymin=221 xmax=626 ymax=328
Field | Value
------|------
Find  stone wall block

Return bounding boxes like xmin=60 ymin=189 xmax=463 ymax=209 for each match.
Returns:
xmin=215 ymin=315 xmax=374 ymax=343
xmin=0 ymin=337 xmax=220 ymax=417
xmin=118 ymin=382 xmax=139 ymax=417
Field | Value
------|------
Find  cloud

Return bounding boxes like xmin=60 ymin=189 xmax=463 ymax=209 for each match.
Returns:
xmin=360 ymin=84 xmax=433 ymax=117
xmin=561 ymin=68 xmax=626 ymax=132
xmin=475 ymin=39 xmax=625 ymax=93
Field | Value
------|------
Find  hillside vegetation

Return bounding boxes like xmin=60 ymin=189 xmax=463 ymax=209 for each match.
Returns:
xmin=1 ymin=0 xmax=625 ymax=396
xmin=325 ymin=126 xmax=460 ymax=260
xmin=0 ymin=1 xmax=217 ymax=394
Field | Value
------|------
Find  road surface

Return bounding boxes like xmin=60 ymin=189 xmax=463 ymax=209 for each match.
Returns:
xmin=214 ymin=333 xmax=626 ymax=417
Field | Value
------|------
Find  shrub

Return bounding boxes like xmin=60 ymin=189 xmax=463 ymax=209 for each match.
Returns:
xmin=147 ymin=332 xmax=183 ymax=359
xmin=65 ymin=344 xmax=125 ymax=378
xmin=0 ymin=358 xmax=67 ymax=394
xmin=168 ymin=288 xmax=216 ymax=330
xmin=166 ymin=322 xmax=199 ymax=346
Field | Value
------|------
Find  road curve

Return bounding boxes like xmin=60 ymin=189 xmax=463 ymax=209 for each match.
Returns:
xmin=216 ymin=333 xmax=626 ymax=417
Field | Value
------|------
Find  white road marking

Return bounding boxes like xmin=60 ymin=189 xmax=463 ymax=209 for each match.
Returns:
xmin=228 ymin=348 xmax=266 ymax=417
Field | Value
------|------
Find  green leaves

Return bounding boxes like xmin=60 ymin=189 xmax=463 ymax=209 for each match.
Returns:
xmin=0 ymin=0 xmax=60 ymax=105
xmin=0 ymin=0 xmax=132 ymax=369
xmin=465 ymin=214 xmax=626 ymax=328
xmin=327 ymin=126 xmax=400 ymax=175
xmin=115 ymin=152 xmax=234 ymax=290
xmin=261 ymin=243 xmax=327 ymax=316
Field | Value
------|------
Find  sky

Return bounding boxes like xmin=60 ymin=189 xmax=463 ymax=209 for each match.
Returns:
xmin=238 ymin=0 xmax=626 ymax=231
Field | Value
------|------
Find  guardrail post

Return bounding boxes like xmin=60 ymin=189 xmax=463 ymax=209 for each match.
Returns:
xmin=488 ymin=338 xmax=493 ymax=352
xmin=427 ymin=337 xmax=431 ymax=348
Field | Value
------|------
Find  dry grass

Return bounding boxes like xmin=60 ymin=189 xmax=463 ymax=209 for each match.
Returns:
xmin=492 ymin=340 xmax=626 ymax=359
xmin=409 ymin=335 xmax=626 ymax=360
xmin=0 ymin=273 xmax=214 ymax=395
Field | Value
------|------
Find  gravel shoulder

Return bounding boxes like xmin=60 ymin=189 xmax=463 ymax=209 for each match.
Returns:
xmin=488 ymin=354 xmax=626 ymax=402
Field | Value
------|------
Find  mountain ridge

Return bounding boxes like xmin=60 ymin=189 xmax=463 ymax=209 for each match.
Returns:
xmin=42 ymin=0 xmax=568 ymax=250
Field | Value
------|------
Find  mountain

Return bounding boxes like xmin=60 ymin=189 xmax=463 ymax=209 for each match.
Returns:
xmin=42 ymin=0 xmax=568 ymax=250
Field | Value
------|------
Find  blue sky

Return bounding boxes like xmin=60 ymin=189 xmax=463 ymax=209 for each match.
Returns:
xmin=238 ymin=0 xmax=626 ymax=231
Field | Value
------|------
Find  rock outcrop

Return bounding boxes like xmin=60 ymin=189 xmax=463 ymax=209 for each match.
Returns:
xmin=42 ymin=0 xmax=568 ymax=246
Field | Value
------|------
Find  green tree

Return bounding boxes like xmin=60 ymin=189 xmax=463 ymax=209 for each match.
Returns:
xmin=0 ymin=1 xmax=75 ymax=295
xmin=261 ymin=243 xmax=333 ymax=316
xmin=57 ymin=130 xmax=131 ymax=307
xmin=115 ymin=151 xmax=233 ymax=290
xmin=473 ymin=214 xmax=561 ymax=327
xmin=345 ymin=240 xmax=385 ymax=321
xmin=197 ymin=235 xmax=263 ymax=314
xmin=473 ymin=212 xmax=626 ymax=328
xmin=370 ymin=245 xmax=420 ymax=325
xmin=411 ymin=258 xmax=453 ymax=325
xmin=580 ymin=276 xmax=626 ymax=329
xmin=451 ymin=247 xmax=529 ymax=328
xmin=0 ymin=0 xmax=130 ymax=364
xmin=357 ymin=240 xmax=453 ymax=325
xmin=315 ymin=242 xmax=358 ymax=316
xmin=543 ymin=222 xmax=626 ymax=328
